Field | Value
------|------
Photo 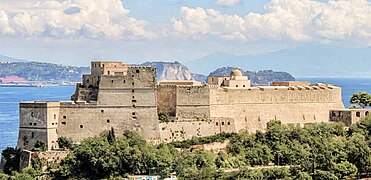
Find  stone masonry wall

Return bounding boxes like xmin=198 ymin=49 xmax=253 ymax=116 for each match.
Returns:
xmin=176 ymin=85 xmax=210 ymax=121
xmin=58 ymin=103 xmax=160 ymax=143
xmin=209 ymin=86 xmax=344 ymax=133
xmin=157 ymin=85 xmax=177 ymax=116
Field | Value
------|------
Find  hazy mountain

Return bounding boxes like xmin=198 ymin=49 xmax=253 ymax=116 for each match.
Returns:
xmin=186 ymin=45 xmax=371 ymax=77
xmin=0 ymin=55 xmax=28 ymax=63
xmin=209 ymin=67 xmax=295 ymax=86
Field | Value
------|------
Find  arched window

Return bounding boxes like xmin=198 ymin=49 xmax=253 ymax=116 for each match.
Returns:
xmin=356 ymin=112 xmax=361 ymax=117
xmin=366 ymin=111 xmax=369 ymax=116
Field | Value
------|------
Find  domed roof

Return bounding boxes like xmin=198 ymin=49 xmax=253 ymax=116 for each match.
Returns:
xmin=230 ymin=69 xmax=243 ymax=77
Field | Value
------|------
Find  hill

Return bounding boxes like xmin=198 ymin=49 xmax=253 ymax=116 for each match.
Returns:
xmin=209 ymin=67 xmax=295 ymax=85
xmin=0 ymin=55 xmax=28 ymax=63
xmin=0 ymin=61 xmax=90 ymax=83
xmin=186 ymin=45 xmax=371 ymax=77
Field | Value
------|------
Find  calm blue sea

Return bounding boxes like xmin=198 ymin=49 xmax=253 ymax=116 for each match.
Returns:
xmin=0 ymin=78 xmax=370 ymax=152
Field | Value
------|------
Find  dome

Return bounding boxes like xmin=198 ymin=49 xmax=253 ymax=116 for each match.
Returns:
xmin=230 ymin=69 xmax=243 ymax=77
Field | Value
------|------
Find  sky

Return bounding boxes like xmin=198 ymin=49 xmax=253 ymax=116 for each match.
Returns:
xmin=0 ymin=0 xmax=370 ymax=66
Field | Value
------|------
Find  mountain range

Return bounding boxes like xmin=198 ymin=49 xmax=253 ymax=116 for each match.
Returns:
xmin=186 ymin=45 xmax=371 ymax=77
xmin=0 ymin=55 xmax=294 ymax=85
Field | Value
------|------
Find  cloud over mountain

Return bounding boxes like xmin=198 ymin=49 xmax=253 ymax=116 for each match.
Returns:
xmin=0 ymin=0 xmax=155 ymax=39
xmin=171 ymin=0 xmax=371 ymax=46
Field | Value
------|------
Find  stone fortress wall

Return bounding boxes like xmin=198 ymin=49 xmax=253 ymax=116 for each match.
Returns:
xmin=157 ymin=82 xmax=344 ymax=142
xmin=17 ymin=61 xmax=347 ymax=151
xmin=18 ymin=62 xmax=160 ymax=150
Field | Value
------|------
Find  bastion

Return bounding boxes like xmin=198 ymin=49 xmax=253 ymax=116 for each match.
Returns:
xmin=17 ymin=61 xmax=346 ymax=151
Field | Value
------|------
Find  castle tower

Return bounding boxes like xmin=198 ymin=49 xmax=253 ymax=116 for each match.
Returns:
xmin=17 ymin=102 xmax=60 ymax=150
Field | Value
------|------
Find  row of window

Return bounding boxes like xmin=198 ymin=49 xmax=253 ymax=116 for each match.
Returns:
xmin=216 ymin=122 xmax=231 ymax=126
xmin=235 ymin=85 xmax=247 ymax=87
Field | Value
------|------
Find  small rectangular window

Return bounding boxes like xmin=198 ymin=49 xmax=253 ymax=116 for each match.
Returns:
xmin=101 ymin=110 xmax=104 ymax=113
xmin=29 ymin=123 xmax=32 ymax=125
xmin=62 ymin=122 xmax=66 ymax=125
xmin=132 ymin=89 xmax=135 ymax=93
xmin=222 ymin=122 xmax=225 ymax=125
xmin=111 ymin=80 xmax=114 ymax=83
xmin=216 ymin=122 xmax=219 ymax=126
xmin=227 ymin=122 xmax=230 ymax=125
xmin=132 ymin=117 xmax=137 ymax=120
xmin=34 ymin=123 xmax=37 ymax=126
xmin=31 ymin=132 xmax=34 ymax=138
xmin=132 ymin=82 xmax=135 ymax=86
xmin=136 ymin=69 xmax=140 ymax=73
xmin=132 ymin=100 xmax=137 ymax=103
xmin=63 ymin=116 xmax=66 ymax=119
xmin=132 ymin=112 xmax=136 ymax=115
xmin=107 ymin=119 xmax=110 ymax=123
xmin=123 ymin=80 xmax=126 ymax=83
xmin=80 ymin=125 xmax=84 ymax=128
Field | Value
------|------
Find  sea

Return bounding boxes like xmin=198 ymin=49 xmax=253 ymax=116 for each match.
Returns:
xmin=0 ymin=78 xmax=370 ymax=152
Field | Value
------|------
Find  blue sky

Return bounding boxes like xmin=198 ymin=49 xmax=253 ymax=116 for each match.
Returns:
xmin=0 ymin=0 xmax=369 ymax=68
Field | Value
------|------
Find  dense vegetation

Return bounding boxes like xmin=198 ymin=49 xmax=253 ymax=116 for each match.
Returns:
xmin=0 ymin=62 xmax=89 ymax=83
xmin=3 ymin=116 xmax=371 ymax=179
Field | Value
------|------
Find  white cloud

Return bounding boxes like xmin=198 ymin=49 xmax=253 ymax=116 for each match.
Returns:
xmin=0 ymin=0 xmax=155 ymax=39
xmin=172 ymin=0 xmax=371 ymax=46
xmin=215 ymin=0 xmax=241 ymax=6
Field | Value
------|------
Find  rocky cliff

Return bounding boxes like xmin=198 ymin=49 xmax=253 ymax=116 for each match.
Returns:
xmin=209 ymin=67 xmax=295 ymax=86
xmin=140 ymin=61 xmax=205 ymax=82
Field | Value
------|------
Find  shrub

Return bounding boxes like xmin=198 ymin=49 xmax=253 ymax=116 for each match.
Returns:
xmin=159 ymin=112 xmax=170 ymax=123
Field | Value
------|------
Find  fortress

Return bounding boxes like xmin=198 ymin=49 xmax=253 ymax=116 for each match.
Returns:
xmin=17 ymin=61 xmax=347 ymax=151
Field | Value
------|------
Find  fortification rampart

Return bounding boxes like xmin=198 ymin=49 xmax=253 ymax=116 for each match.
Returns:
xmin=17 ymin=62 xmax=347 ymax=152
xmin=209 ymin=85 xmax=344 ymax=132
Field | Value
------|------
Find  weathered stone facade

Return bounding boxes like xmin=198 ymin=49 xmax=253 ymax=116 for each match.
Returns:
xmin=17 ymin=62 xmax=346 ymax=151
xmin=329 ymin=109 xmax=370 ymax=126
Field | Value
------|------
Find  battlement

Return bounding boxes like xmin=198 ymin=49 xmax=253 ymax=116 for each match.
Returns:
xmin=159 ymin=80 xmax=201 ymax=86
xmin=272 ymin=81 xmax=311 ymax=86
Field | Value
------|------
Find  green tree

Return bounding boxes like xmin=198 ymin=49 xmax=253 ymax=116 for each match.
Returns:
xmin=312 ymin=170 xmax=338 ymax=180
xmin=1 ymin=147 xmax=20 ymax=174
xmin=333 ymin=161 xmax=357 ymax=179
xmin=235 ymin=168 xmax=264 ymax=180
xmin=346 ymin=133 xmax=371 ymax=176
xmin=159 ymin=112 xmax=170 ymax=123
xmin=350 ymin=92 xmax=371 ymax=109
xmin=57 ymin=136 xmax=73 ymax=150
